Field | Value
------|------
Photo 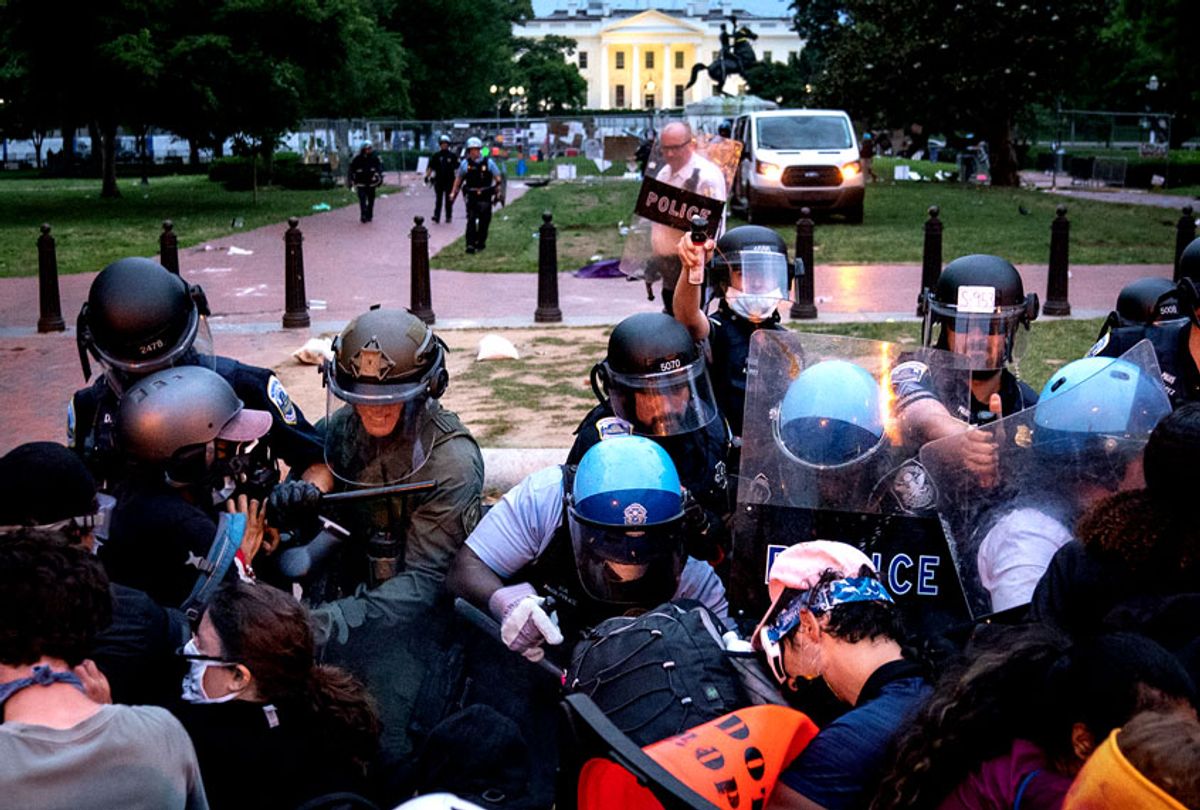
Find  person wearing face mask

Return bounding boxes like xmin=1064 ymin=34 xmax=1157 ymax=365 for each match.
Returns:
xmin=674 ymin=225 xmax=792 ymax=440
xmin=174 ymin=581 xmax=380 ymax=809
xmin=751 ymin=541 xmax=931 ymax=810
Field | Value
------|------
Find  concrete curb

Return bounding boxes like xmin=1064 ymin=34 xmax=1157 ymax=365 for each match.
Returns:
xmin=481 ymin=447 xmax=568 ymax=493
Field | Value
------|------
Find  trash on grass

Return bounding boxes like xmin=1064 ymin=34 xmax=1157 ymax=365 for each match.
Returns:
xmin=293 ymin=337 xmax=334 ymax=365
xmin=477 ymin=334 xmax=520 ymax=361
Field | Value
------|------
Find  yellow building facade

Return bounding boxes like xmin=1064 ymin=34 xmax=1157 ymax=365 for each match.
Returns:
xmin=520 ymin=1 xmax=798 ymax=110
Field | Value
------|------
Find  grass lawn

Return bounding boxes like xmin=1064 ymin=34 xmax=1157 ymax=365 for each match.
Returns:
xmin=435 ymin=162 xmax=1182 ymax=272
xmin=1157 ymin=185 xmax=1200 ymax=199
xmin=0 ymin=175 xmax=373 ymax=278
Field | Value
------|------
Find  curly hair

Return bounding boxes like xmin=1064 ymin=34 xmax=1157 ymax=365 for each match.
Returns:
xmin=1076 ymin=488 xmax=1200 ymax=574
xmin=205 ymin=582 xmax=379 ymax=771
xmin=0 ymin=529 xmax=112 ymax=667
xmin=808 ymin=565 xmax=906 ymax=645
xmin=870 ymin=627 xmax=1196 ymax=810
xmin=1118 ymin=710 xmax=1200 ymax=809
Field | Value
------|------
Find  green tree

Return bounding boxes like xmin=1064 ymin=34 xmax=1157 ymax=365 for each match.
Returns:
xmin=792 ymin=0 xmax=1108 ymax=185
xmin=387 ymin=0 xmax=532 ymax=119
xmin=744 ymin=57 xmax=810 ymax=109
xmin=511 ymin=35 xmax=586 ymax=113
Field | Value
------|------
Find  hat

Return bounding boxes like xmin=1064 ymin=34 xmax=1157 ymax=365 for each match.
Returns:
xmin=750 ymin=541 xmax=877 ymax=652
xmin=360 ymin=141 xmax=372 ymax=151
xmin=439 ymin=135 xmax=451 ymax=143
xmin=415 ymin=705 xmax=536 ymax=807
xmin=216 ymin=408 xmax=273 ymax=444
xmin=0 ymin=442 xmax=97 ymax=528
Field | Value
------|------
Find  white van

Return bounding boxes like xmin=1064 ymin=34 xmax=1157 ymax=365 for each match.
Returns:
xmin=730 ymin=109 xmax=865 ymax=223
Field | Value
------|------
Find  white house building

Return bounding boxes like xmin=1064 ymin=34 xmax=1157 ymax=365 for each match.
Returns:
xmin=520 ymin=0 xmax=798 ymax=110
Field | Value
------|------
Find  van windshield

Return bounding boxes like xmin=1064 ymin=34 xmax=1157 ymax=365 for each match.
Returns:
xmin=757 ymin=116 xmax=853 ymax=150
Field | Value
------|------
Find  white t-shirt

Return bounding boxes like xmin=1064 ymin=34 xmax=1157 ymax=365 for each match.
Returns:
xmin=977 ymin=507 xmax=1073 ymax=613
xmin=651 ymin=152 xmax=729 ymax=255
xmin=466 ymin=465 xmax=729 ymax=620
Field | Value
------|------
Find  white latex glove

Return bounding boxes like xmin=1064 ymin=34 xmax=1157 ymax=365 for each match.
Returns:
xmin=500 ymin=596 xmax=564 ymax=662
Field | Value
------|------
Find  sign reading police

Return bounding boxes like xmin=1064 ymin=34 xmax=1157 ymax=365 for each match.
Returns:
xmin=635 ymin=178 xmax=724 ymax=239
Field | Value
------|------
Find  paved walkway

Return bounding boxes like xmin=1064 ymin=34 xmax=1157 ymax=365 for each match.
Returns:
xmin=0 ymin=171 xmax=1178 ymax=453
xmin=1021 ymin=169 xmax=1200 ymax=209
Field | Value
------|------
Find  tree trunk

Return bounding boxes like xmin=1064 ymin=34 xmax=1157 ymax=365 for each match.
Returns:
xmin=32 ymin=130 xmax=45 ymax=169
xmin=985 ymin=119 xmax=1020 ymax=187
xmin=189 ymin=138 xmax=200 ymax=165
xmin=62 ymin=125 xmax=77 ymax=174
xmin=99 ymin=122 xmax=121 ymax=199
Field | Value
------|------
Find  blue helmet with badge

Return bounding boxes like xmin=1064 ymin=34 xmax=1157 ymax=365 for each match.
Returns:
xmin=1033 ymin=356 xmax=1171 ymax=485
xmin=774 ymin=360 xmax=886 ymax=468
xmin=568 ymin=436 xmax=687 ymax=607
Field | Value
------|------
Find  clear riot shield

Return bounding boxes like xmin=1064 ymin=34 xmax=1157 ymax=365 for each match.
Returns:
xmin=920 ymin=340 xmax=1171 ymax=620
xmin=730 ymin=331 xmax=975 ymax=636
xmin=619 ymin=134 xmax=742 ymax=295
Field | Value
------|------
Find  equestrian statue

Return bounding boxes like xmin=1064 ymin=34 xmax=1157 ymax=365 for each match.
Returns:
xmin=686 ymin=16 xmax=759 ymax=96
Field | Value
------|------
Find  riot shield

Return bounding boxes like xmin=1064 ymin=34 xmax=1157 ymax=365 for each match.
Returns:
xmin=920 ymin=340 xmax=1171 ymax=619
xmin=619 ymin=134 xmax=742 ymax=294
xmin=730 ymin=331 xmax=975 ymax=635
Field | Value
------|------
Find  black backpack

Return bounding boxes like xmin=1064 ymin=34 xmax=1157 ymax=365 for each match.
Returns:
xmin=567 ymin=600 xmax=777 ymax=747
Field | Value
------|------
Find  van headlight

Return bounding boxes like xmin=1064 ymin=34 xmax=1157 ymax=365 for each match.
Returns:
xmin=840 ymin=161 xmax=861 ymax=181
xmin=756 ymin=160 xmax=782 ymax=181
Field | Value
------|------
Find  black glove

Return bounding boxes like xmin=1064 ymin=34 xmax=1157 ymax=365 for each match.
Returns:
xmin=267 ymin=480 xmax=323 ymax=529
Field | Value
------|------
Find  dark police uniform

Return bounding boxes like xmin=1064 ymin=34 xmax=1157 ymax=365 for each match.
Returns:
xmin=1088 ymin=319 xmax=1200 ymax=409
xmin=706 ymin=301 xmax=785 ymax=439
xmin=458 ymin=156 xmax=499 ymax=251
xmin=68 ymin=356 xmax=324 ymax=487
xmin=428 ymin=149 xmax=459 ymax=223
xmin=349 ymin=149 xmax=384 ymax=222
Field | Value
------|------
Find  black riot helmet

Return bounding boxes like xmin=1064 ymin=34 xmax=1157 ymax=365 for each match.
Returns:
xmin=590 ymin=313 xmax=719 ymax=437
xmin=708 ymin=225 xmax=794 ymax=322
xmin=76 ymin=257 xmax=213 ymax=388
xmin=718 ymin=119 xmax=733 ymax=138
xmin=1177 ymin=237 xmax=1200 ymax=323
xmin=921 ymin=254 xmax=1039 ymax=370
xmin=1113 ymin=277 xmax=1182 ymax=326
xmin=116 ymin=366 xmax=274 ymax=495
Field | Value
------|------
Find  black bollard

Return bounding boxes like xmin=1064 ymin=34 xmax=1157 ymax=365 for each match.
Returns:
xmin=1174 ymin=205 xmax=1196 ymax=282
xmin=410 ymin=216 xmax=435 ymax=324
xmin=159 ymin=220 xmax=180 ymax=276
xmin=37 ymin=224 xmax=66 ymax=333
xmin=535 ymin=211 xmax=563 ymax=323
xmin=790 ymin=208 xmax=817 ymax=319
xmin=1044 ymin=205 xmax=1071 ymax=316
xmin=916 ymin=206 xmax=942 ymax=316
xmin=282 ymin=217 xmax=311 ymax=328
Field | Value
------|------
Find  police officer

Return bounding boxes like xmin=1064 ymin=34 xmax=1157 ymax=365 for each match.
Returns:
xmin=674 ymin=224 xmax=792 ymax=439
xmin=69 ymin=257 xmax=325 ymax=489
xmin=1088 ymin=257 xmax=1200 ymax=408
xmin=267 ymin=306 xmax=483 ymax=770
xmin=348 ymin=141 xmax=384 ymax=223
xmin=100 ymin=366 xmax=274 ymax=614
xmin=425 ymin=134 xmax=458 ymax=224
xmin=570 ymin=312 xmax=733 ymax=561
xmin=920 ymin=254 xmax=1041 ymax=422
xmin=449 ymin=136 xmax=501 ymax=254
xmin=448 ymin=436 xmax=727 ymax=661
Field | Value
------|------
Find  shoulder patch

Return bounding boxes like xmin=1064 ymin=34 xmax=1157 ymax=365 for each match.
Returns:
xmin=462 ymin=498 xmax=482 ymax=537
xmin=595 ymin=416 xmax=634 ymax=440
xmin=1085 ymin=332 xmax=1109 ymax=358
xmin=266 ymin=375 xmax=298 ymax=425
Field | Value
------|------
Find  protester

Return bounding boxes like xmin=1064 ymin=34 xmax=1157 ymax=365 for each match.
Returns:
xmin=752 ymin=541 xmax=930 ymax=810
xmin=174 ymin=581 xmax=379 ymax=809
xmin=873 ymin=628 xmax=1196 ymax=810
xmin=0 ymin=532 xmax=208 ymax=809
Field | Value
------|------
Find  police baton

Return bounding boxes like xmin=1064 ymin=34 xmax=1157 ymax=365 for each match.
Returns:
xmin=454 ymin=597 xmax=567 ymax=684
xmin=318 ymin=479 xmax=437 ymax=503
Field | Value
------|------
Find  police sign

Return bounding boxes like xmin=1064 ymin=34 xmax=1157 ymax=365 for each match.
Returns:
xmin=634 ymin=178 xmax=724 ymax=239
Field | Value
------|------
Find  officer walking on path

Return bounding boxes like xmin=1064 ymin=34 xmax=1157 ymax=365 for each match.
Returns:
xmin=449 ymin=137 xmax=501 ymax=254
xmin=349 ymin=142 xmax=384 ymax=224
xmin=424 ymin=135 xmax=459 ymax=224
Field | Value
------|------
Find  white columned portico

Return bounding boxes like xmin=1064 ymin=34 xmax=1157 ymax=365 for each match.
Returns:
xmin=662 ymin=43 xmax=671 ymax=107
xmin=599 ymin=43 xmax=609 ymax=108
xmin=631 ymin=43 xmax=641 ymax=109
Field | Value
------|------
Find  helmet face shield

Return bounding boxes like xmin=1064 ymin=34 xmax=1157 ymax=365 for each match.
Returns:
xmin=727 ymin=251 xmax=790 ymax=321
xmin=605 ymin=358 xmax=718 ymax=436
xmin=929 ymin=300 xmax=1031 ymax=370
xmin=98 ymin=311 xmax=215 ymax=393
xmin=568 ymin=510 xmax=685 ymax=608
xmin=323 ymin=382 xmax=435 ymax=486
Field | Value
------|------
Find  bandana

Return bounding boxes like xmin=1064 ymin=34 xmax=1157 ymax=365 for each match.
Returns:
xmin=765 ymin=576 xmax=894 ymax=644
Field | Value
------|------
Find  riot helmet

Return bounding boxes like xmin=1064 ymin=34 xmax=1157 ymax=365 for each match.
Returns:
xmin=117 ymin=366 xmax=274 ymax=500
xmin=466 ymin=137 xmax=483 ymax=150
xmin=772 ymin=360 xmax=886 ymax=468
xmin=590 ymin=313 xmax=718 ymax=436
xmin=708 ymin=226 xmax=793 ymax=322
xmin=0 ymin=442 xmax=107 ymax=542
xmin=322 ymin=307 xmax=448 ymax=485
xmin=1033 ymin=356 xmax=1171 ymax=488
xmin=718 ymin=119 xmax=733 ymax=138
xmin=921 ymin=254 xmax=1039 ymax=370
xmin=1114 ymin=277 xmax=1182 ymax=325
xmin=76 ymin=257 xmax=214 ymax=389
xmin=567 ymin=436 xmax=687 ymax=609
xmin=1179 ymin=236 xmax=1200 ymax=287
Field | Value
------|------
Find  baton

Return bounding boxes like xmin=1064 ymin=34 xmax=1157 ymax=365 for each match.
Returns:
xmin=319 ymin=480 xmax=437 ymax=503
xmin=454 ymin=597 xmax=566 ymax=684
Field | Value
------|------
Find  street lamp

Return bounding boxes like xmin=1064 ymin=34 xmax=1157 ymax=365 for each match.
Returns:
xmin=490 ymin=84 xmax=504 ymax=122
xmin=509 ymin=85 xmax=526 ymax=128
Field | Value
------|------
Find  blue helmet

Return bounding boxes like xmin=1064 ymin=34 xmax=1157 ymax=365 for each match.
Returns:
xmin=1034 ymin=357 xmax=1171 ymax=464
xmin=568 ymin=436 xmax=686 ymax=606
xmin=774 ymin=360 xmax=886 ymax=467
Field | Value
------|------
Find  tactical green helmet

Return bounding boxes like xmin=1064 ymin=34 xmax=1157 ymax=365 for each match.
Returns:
xmin=326 ymin=306 xmax=448 ymax=404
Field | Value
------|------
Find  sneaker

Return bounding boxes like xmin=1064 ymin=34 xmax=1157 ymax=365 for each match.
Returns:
xmin=432 ymin=216 xmax=440 ymax=223
xmin=446 ymin=217 xmax=452 ymax=223
xmin=466 ymin=246 xmax=476 ymax=254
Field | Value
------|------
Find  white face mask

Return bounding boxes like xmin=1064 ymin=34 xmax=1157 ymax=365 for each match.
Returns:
xmin=180 ymin=638 xmax=238 ymax=705
xmin=726 ymin=285 xmax=783 ymax=322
